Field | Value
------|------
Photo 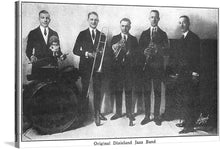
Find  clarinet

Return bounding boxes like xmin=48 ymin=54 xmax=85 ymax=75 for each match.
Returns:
xmin=142 ymin=39 xmax=155 ymax=71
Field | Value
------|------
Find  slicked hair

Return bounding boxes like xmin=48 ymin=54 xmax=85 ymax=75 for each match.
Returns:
xmin=39 ymin=10 xmax=49 ymax=17
xmin=120 ymin=18 xmax=131 ymax=25
xmin=88 ymin=11 xmax=99 ymax=19
xmin=179 ymin=15 xmax=190 ymax=25
xmin=150 ymin=10 xmax=160 ymax=17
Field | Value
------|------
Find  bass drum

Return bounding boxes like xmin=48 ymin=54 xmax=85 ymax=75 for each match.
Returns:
xmin=24 ymin=66 xmax=81 ymax=135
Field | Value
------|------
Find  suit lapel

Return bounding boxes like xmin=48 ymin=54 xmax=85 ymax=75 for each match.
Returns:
xmin=184 ymin=30 xmax=191 ymax=41
xmin=146 ymin=28 xmax=151 ymax=38
xmin=146 ymin=28 xmax=151 ymax=44
xmin=86 ymin=28 xmax=93 ymax=45
xmin=47 ymin=28 xmax=53 ymax=46
xmin=94 ymin=30 xmax=100 ymax=49
xmin=126 ymin=34 xmax=131 ymax=50
xmin=117 ymin=34 xmax=122 ymax=42
xmin=37 ymin=27 xmax=47 ymax=46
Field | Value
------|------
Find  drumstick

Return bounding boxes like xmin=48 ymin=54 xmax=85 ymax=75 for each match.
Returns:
xmin=32 ymin=48 xmax=35 ymax=56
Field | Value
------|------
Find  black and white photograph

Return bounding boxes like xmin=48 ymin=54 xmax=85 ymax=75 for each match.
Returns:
xmin=14 ymin=0 xmax=218 ymax=148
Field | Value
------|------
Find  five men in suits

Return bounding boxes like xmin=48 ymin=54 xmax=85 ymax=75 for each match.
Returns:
xmin=73 ymin=12 xmax=107 ymax=126
xmin=139 ymin=10 xmax=169 ymax=126
xmin=110 ymin=18 xmax=138 ymax=123
xmin=26 ymin=10 xmax=65 ymax=78
xmin=174 ymin=15 xmax=200 ymax=134
xmin=25 ymin=9 xmax=203 ymax=133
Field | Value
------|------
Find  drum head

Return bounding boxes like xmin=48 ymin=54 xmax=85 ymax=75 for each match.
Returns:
xmin=29 ymin=82 xmax=79 ymax=134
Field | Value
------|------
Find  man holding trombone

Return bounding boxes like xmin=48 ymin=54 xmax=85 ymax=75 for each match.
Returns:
xmin=110 ymin=18 xmax=138 ymax=125
xmin=73 ymin=12 xmax=107 ymax=126
xmin=139 ymin=10 xmax=169 ymax=126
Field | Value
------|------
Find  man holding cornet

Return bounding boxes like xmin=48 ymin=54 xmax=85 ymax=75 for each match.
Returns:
xmin=110 ymin=18 xmax=138 ymax=125
xmin=139 ymin=10 xmax=169 ymax=126
xmin=73 ymin=12 xmax=107 ymax=126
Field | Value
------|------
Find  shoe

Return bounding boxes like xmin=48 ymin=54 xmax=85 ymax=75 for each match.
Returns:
xmin=179 ymin=127 xmax=195 ymax=134
xmin=129 ymin=119 xmax=135 ymax=126
xmin=94 ymin=113 xmax=101 ymax=126
xmin=154 ymin=119 xmax=162 ymax=126
xmin=176 ymin=122 xmax=185 ymax=127
xmin=154 ymin=116 xmax=162 ymax=126
xmin=141 ymin=117 xmax=151 ymax=125
xmin=99 ymin=113 xmax=107 ymax=121
xmin=127 ymin=113 xmax=136 ymax=121
xmin=110 ymin=113 xmax=122 ymax=120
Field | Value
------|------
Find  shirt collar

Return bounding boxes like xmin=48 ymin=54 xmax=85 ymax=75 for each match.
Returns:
xmin=40 ymin=26 xmax=48 ymax=31
xmin=151 ymin=26 xmax=158 ymax=32
xmin=121 ymin=33 xmax=128 ymax=40
xmin=89 ymin=27 xmax=96 ymax=34
xmin=182 ymin=30 xmax=189 ymax=38
xmin=40 ymin=26 xmax=49 ymax=35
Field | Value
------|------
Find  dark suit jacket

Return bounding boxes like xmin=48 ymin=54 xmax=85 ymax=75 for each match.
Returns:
xmin=110 ymin=33 xmax=138 ymax=69
xmin=73 ymin=28 xmax=102 ymax=76
xmin=26 ymin=26 xmax=62 ymax=67
xmin=139 ymin=27 xmax=169 ymax=79
xmin=176 ymin=30 xmax=200 ymax=76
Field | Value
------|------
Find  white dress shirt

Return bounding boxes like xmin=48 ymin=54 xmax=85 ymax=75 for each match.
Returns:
xmin=40 ymin=26 xmax=49 ymax=44
xmin=121 ymin=33 xmax=128 ymax=41
xmin=89 ymin=27 xmax=97 ymax=44
xmin=85 ymin=28 xmax=97 ymax=58
xmin=182 ymin=30 xmax=189 ymax=38
xmin=150 ymin=26 xmax=158 ymax=39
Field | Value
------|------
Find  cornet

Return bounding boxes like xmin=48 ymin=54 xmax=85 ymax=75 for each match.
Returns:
xmin=112 ymin=38 xmax=126 ymax=60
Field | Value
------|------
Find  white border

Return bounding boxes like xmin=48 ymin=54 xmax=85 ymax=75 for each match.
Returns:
xmin=0 ymin=0 xmax=219 ymax=149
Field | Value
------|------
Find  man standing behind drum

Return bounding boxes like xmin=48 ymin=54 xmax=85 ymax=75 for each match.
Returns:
xmin=73 ymin=12 xmax=107 ymax=126
xmin=110 ymin=18 xmax=138 ymax=124
xmin=26 ymin=10 xmax=66 ymax=78
xmin=139 ymin=10 xmax=169 ymax=126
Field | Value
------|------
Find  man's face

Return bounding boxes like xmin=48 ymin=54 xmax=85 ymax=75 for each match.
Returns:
xmin=39 ymin=13 xmax=51 ymax=28
xmin=179 ymin=17 xmax=189 ymax=33
xmin=120 ymin=21 xmax=131 ymax=34
xmin=88 ymin=14 xmax=99 ymax=29
xmin=149 ymin=12 xmax=160 ymax=27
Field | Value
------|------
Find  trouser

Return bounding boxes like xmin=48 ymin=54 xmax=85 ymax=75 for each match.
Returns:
xmin=80 ymin=71 xmax=103 ymax=116
xmin=80 ymin=73 xmax=90 ymax=115
xmin=133 ymin=68 xmax=144 ymax=114
xmin=143 ymin=78 xmax=162 ymax=119
xmin=115 ymin=90 xmax=132 ymax=115
xmin=176 ymin=77 xmax=199 ymax=128
xmin=93 ymin=72 xmax=103 ymax=115
xmin=112 ymin=66 xmax=133 ymax=115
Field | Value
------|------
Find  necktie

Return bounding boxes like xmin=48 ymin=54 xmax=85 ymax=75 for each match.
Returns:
xmin=123 ymin=35 xmax=127 ymax=51
xmin=181 ymin=35 xmax=185 ymax=39
xmin=92 ymin=30 xmax=95 ymax=40
xmin=152 ymin=28 xmax=156 ymax=38
xmin=123 ymin=35 xmax=126 ymax=41
xmin=44 ymin=28 xmax=47 ymax=36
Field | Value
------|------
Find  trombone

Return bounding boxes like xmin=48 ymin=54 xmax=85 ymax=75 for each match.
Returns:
xmin=86 ymin=27 xmax=109 ymax=98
